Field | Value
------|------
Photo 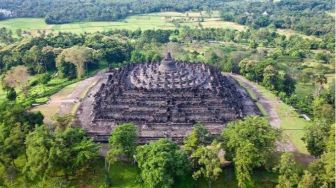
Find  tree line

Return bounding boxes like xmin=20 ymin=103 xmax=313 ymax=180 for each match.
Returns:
xmin=0 ymin=0 xmax=226 ymax=24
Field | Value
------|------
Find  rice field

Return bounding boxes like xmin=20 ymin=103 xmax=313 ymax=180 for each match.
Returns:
xmin=0 ymin=11 xmax=247 ymax=35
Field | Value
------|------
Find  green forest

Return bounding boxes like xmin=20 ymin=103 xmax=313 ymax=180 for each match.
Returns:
xmin=0 ymin=0 xmax=334 ymax=187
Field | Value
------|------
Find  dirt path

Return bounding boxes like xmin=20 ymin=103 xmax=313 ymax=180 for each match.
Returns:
xmin=32 ymin=74 xmax=102 ymax=125
xmin=229 ymin=74 xmax=297 ymax=152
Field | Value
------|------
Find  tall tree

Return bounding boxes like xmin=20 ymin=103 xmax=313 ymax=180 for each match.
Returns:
xmin=0 ymin=123 xmax=25 ymax=170
xmin=56 ymin=46 xmax=96 ymax=78
xmin=299 ymin=125 xmax=335 ymax=187
xmin=222 ymin=116 xmax=280 ymax=186
xmin=23 ymin=125 xmax=54 ymax=180
xmin=183 ymin=123 xmax=211 ymax=154
xmin=52 ymin=114 xmax=74 ymax=130
xmin=234 ymin=142 xmax=254 ymax=188
xmin=298 ymin=170 xmax=317 ymax=188
xmin=24 ymin=126 xmax=100 ymax=181
xmin=135 ymin=139 xmax=189 ymax=188
xmin=312 ymin=97 xmax=334 ymax=124
xmin=191 ymin=143 xmax=222 ymax=188
xmin=314 ymin=74 xmax=327 ymax=97
xmin=6 ymin=87 xmax=16 ymax=101
xmin=106 ymin=123 xmax=137 ymax=166
xmin=0 ymin=102 xmax=44 ymax=174
xmin=302 ymin=121 xmax=331 ymax=157
xmin=3 ymin=65 xmax=30 ymax=96
xmin=262 ymin=65 xmax=278 ymax=91
xmin=274 ymin=153 xmax=301 ymax=188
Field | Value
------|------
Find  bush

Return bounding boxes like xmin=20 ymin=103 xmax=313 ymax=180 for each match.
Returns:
xmin=38 ymin=73 xmax=52 ymax=84
xmin=6 ymin=87 xmax=17 ymax=101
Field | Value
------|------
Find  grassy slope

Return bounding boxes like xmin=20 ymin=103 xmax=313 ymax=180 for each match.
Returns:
xmin=235 ymin=76 xmax=310 ymax=154
xmin=251 ymin=83 xmax=311 ymax=154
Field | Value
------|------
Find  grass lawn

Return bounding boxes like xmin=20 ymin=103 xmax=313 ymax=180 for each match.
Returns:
xmin=295 ymin=82 xmax=314 ymax=98
xmin=0 ymin=18 xmax=50 ymax=31
xmin=251 ymin=83 xmax=311 ymax=154
xmin=239 ymin=84 xmax=269 ymax=116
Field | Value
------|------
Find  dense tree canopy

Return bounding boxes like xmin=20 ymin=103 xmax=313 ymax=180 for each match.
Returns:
xmin=183 ymin=123 xmax=212 ymax=154
xmin=135 ymin=139 xmax=189 ymax=188
xmin=24 ymin=126 xmax=100 ymax=181
xmin=221 ymin=116 xmax=280 ymax=187
xmin=106 ymin=123 xmax=137 ymax=166
xmin=190 ymin=143 xmax=222 ymax=188
xmin=220 ymin=0 xmax=334 ymax=36
xmin=56 ymin=46 xmax=98 ymax=78
xmin=300 ymin=125 xmax=335 ymax=187
xmin=0 ymin=0 xmax=225 ymax=24
xmin=274 ymin=153 xmax=301 ymax=188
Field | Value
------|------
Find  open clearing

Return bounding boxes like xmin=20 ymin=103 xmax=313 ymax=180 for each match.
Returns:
xmin=31 ymin=75 xmax=100 ymax=125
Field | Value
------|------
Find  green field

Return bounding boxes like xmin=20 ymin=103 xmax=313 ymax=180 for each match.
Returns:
xmin=0 ymin=11 xmax=247 ymax=35
xmin=0 ymin=11 xmax=321 ymax=40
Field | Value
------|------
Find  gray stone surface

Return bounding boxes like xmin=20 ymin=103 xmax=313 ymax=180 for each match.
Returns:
xmin=76 ymin=54 xmax=260 ymax=143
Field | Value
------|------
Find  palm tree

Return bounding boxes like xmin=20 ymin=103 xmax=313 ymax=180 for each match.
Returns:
xmin=314 ymin=73 xmax=327 ymax=96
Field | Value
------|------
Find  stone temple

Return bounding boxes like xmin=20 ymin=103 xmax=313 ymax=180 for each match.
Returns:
xmin=76 ymin=53 xmax=260 ymax=143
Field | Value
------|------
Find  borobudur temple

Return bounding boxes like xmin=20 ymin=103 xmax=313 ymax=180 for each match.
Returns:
xmin=76 ymin=53 xmax=260 ymax=143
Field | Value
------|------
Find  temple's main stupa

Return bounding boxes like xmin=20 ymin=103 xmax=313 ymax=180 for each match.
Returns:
xmin=77 ymin=53 xmax=260 ymax=143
